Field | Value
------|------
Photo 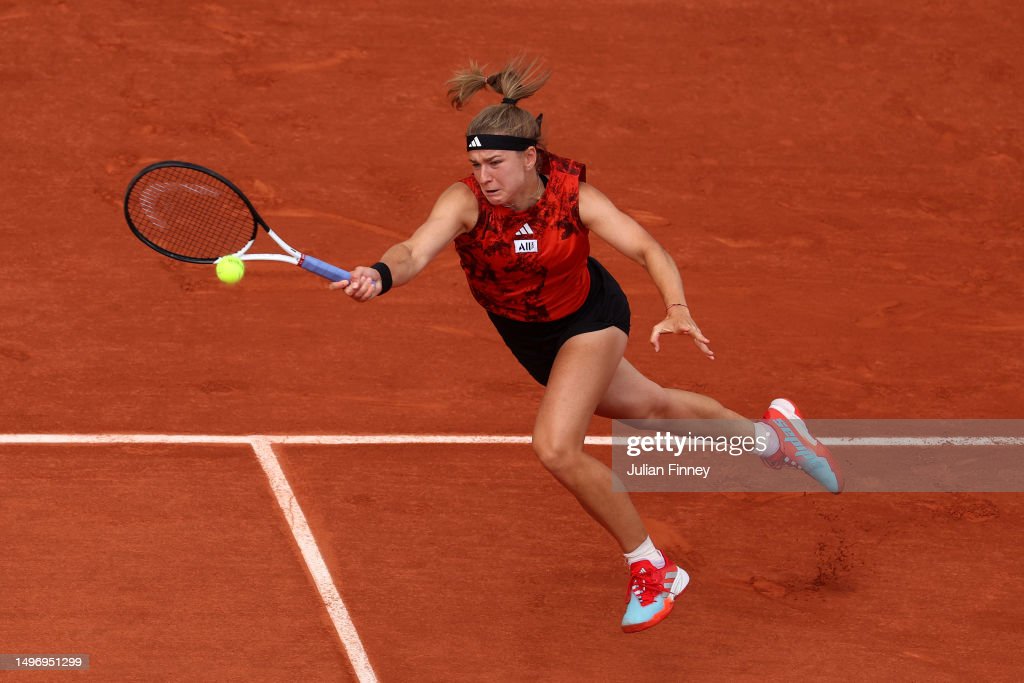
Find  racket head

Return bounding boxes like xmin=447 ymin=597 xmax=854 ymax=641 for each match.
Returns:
xmin=124 ymin=161 xmax=262 ymax=264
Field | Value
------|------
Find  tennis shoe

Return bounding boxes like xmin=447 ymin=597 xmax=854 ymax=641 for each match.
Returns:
xmin=621 ymin=557 xmax=689 ymax=633
xmin=760 ymin=398 xmax=843 ymax=494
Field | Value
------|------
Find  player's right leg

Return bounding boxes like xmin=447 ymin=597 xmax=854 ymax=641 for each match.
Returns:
xmin=532 ymin=328 xmax=689 ymax=633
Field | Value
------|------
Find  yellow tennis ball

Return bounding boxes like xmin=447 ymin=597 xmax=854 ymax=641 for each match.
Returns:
xmin=215 ymin=256 xmax=245 ymax=284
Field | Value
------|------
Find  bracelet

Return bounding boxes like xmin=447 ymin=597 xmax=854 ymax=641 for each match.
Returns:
xmin=666 ymin=303 xmax=689 ymax=312
xmin=370 ymin=262 xmax=393 ymax=295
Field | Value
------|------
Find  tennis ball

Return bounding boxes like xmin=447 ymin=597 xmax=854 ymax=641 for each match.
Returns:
xmin=215 ymin=256 xmax=245 ymax=284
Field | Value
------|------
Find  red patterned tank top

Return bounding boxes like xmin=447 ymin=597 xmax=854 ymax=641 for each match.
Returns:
xmin=454 ymin=151 xmax=590 ymax=322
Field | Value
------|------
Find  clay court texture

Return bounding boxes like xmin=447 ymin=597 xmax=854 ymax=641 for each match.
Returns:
xmin=2 ymin=1 xmax=1022 ymax=681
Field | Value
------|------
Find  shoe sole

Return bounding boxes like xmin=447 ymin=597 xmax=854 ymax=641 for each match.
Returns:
xmin=622 ymin=568 xmax=690 ymax=634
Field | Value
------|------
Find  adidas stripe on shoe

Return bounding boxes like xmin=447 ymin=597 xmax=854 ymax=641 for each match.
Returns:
xmin=621 ymin=558 xmax=689 ymax=633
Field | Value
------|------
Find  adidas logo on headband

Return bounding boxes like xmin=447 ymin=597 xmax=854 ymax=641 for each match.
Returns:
xmin=465 ymin=134 xmax=537 ymax=151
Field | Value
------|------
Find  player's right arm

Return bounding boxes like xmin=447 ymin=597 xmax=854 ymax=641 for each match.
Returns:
xmin=330 ymin=182 xmax=478 ymax=301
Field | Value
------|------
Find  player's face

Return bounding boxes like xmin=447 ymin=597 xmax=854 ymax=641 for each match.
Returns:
xmin=468 ymin=148 xmax=536 ymax=207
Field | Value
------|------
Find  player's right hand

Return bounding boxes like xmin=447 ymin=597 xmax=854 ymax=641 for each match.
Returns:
xmin=328 ymin=265 xmax=382 ymax=302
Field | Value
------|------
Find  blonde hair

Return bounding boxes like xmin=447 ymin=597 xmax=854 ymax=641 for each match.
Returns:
xmin=446 ymin=56 xmax=550 ymax=141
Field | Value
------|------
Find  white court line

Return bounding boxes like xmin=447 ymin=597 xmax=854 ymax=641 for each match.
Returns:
xmin=822 ymin=437 xmax=1024 ymax=446
xmin=1 ymin=434 xmax=1023 ymax=446
xmin=0 ymin=434 xmax=253 ymax=444
xmin=271 ymin=434 xmax=535 ymax=445
xmin=250 ymin=438 xmax=377 ymax=683
xmin=267 ymin=435 xmax=1024 ymax=447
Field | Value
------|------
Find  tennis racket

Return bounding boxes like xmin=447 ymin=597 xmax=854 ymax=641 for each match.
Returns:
xmin=124 ymin=160 xmax=351 ymax=282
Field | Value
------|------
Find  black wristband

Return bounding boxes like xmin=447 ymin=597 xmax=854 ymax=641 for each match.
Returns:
xmin=370 ymin=262 xmax=392 ymax=295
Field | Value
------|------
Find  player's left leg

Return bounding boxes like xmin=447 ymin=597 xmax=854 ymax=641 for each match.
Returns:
xmin=595 ymin=356 xmax=756 ymax=439
xmin=595 ymin=357 xmax=843 ymax=493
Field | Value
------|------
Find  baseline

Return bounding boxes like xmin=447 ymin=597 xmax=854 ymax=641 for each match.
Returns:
xmin=2 ymin=434 xmax=1023 ymax=446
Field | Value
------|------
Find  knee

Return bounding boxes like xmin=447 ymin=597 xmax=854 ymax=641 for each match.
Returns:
xmin=599 ymin=388 xmax=673 ymax=420
xmin=652 ymin=388 xmax=728 ymax=420
xmin=531 ymin=433 xmax=582 ymax=473
xmin=634 ymin=388 xmax=674 ymax=420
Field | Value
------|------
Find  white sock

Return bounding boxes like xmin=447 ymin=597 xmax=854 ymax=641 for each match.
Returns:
xmin=755 ymin=421 xmax=780 ymax=457
xmin=624 ymin=536 xmax=665 ymax=569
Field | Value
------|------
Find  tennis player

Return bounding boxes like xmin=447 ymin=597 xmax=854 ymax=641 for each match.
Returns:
xmin=331 ymin=58 xmax=843 ymax=633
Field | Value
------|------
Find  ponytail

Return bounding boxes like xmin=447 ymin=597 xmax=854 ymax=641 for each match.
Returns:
xmin=446 ymin=56 xmax=550 ymax=141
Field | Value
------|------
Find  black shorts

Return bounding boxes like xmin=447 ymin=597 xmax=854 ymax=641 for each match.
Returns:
xmin=487 ymin=257 xmax=631 ymax=386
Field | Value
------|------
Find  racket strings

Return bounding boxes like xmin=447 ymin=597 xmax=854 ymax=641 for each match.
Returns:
xmin=127 ymin=166 xmax=256 ymax=260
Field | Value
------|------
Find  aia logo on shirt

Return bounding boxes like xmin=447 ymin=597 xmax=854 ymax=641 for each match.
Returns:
xmin=514 ymin=223 xmax=537 ymax=253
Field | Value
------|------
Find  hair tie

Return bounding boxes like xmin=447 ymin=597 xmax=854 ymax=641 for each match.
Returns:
xmin=501 ymin=97 xmax=519 ymax=105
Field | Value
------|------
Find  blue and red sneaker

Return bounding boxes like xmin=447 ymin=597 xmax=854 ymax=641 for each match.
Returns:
xmin=621 ymin=557 xmax=689 ymax=633
xmin=760 ymin=398 xmax=844 ymax=494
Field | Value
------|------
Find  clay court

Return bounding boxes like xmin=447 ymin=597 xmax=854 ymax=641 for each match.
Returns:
xmin=2 ymin=1 xmax=1022 ymax=680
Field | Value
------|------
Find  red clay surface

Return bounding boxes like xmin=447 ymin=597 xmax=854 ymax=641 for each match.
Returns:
xmin=278 ymin=445 xmax=1024 ymax=681
xmin=0 ymin=446 xmax=354 ymax=681
xmin=2 ymin=0 xmax=1023 ymax=680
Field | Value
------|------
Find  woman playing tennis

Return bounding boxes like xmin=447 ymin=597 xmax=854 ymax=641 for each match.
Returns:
xmin=331 ymin=58 xmax=842 ymax=633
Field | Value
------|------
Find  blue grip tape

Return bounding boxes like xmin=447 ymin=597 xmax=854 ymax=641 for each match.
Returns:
xmin=299 ymin=255 xmax=351 ymax=282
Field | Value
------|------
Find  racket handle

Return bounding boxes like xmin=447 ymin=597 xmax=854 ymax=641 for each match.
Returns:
xmin=299 ymin=255 xmax=351 ymax=282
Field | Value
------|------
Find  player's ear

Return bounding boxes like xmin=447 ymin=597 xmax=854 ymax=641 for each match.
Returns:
xmin=523 ymin=146 xmax=537 ymax=171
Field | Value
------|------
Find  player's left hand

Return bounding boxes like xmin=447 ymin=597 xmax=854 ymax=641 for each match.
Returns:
xmin=649 ymin=306 xmax=714 ymax=359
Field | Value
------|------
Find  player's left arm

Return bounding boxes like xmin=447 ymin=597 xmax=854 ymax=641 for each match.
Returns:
xmin=578 ymin=182 xmax=713 ymax=359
